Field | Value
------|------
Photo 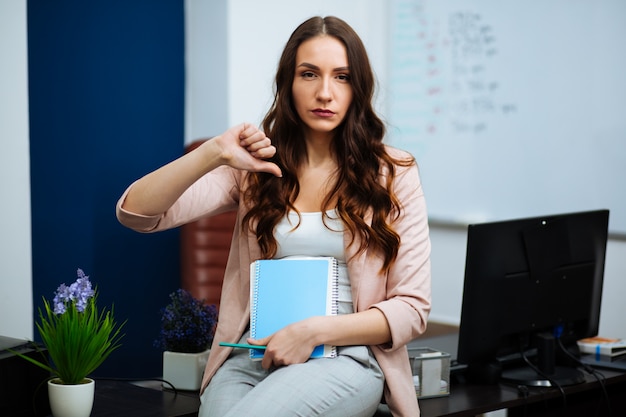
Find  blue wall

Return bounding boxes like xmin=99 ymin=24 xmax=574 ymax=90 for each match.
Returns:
xmin=28 ymin=0 xmax=184 ymax=377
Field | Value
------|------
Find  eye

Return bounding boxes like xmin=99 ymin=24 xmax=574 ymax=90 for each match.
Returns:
xmin=300 ymin=71 xmax=317 ymax=79
xmin=337 ymin=73 xmax=351 ymax=83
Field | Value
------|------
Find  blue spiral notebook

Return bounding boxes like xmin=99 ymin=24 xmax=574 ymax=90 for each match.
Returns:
xmin=249 ymin=257 xmax=339 ymax=360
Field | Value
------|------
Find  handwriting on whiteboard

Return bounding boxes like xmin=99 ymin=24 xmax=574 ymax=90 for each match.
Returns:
xmin=389 ymin=0 xmax=517 ymax=148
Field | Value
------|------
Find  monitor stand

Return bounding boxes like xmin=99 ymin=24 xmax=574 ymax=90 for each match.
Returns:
xmin=502 ymin=332 xmax=585 ymax=387
xmin=502 ymin=365 xmax=585 ymax=387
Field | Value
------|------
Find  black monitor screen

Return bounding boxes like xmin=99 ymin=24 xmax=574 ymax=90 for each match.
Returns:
xmin=457 ymin=209 xmax=609 ymax=385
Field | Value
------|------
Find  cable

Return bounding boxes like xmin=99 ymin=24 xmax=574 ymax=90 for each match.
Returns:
xmin=93 ymin=376 xmax=179 ymax=396
xmin=555 ymin=336 xmax=612 ymax=417
xmin=519 ymin=344 xmax=567 ymax=409
xmin=30 ymin=376 xmax=53 ymax=417
xmin=516 ymin=384 xmax=530 ymax=417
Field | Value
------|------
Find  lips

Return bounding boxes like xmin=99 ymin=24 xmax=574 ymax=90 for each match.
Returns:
xmin=312 ymin=109 xmax=335 ymax=117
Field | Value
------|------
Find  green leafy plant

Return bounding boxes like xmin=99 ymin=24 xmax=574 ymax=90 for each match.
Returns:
xmin=14 ymin=269 xmax=125 ymax=384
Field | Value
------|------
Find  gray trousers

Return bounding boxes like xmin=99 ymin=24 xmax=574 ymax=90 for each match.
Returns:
xmin=199 ymin=332 xmax=384 ymax=417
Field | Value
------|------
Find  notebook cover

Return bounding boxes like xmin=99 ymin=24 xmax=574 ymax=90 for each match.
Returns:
xmin=249 ymin=257 xmax=338 ymax=360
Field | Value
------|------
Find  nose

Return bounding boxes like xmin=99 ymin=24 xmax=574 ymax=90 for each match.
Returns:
xmin=316 ymin=77 xmax=332 ymax=102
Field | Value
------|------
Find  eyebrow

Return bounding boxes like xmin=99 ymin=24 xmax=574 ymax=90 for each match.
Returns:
xmin=297 ymin=62 xmax=350 ymax=72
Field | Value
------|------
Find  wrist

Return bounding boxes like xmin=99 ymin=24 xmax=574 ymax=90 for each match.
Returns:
xmin=308 ymin=315 xmax=333 ymax=347
xmin=195 ymin=137 xmax=227 ymax=171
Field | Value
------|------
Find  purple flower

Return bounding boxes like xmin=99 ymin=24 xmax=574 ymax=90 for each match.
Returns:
xmin=154 ymin=289 xmax=218 ymax=353
xmin=52 ymin=268 xmax=96 ymax=315
xmin=53 ymin=284 xmax=71 ymax=314
xmin=70 ymin=270 xmax=95 ymax=312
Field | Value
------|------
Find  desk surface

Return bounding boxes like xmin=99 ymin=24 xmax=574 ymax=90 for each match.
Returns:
xmin=92 ymin=380 xmax=199 ymax=417
xmin=87 ymin=333 xmax=626 ymax=417
xmin=377 ymin=331 xmax=626 ymax=417
xmin=92 ymin=372 xmax=626 ymax=417
xmin=418 ymin=368 xmax=626 ymax=417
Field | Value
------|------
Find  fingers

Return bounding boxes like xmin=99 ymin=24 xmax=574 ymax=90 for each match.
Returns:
xmin=238 ymin=122 xmax=261 ymax=141
xmin=247 ymin=336 xmax=276 ymax=369
xmin=246 ymin=140 xmax=274 ymax=158
xmin=246 ymin=336 xmax=269 ymax=346
xmin=215 ymin=123 xmax=283 ymax=177
xmin=248 ymin=330 xmax=313 ymax=370
xmin=247 ymin=335 xmax=282 ymax=370
xmin=237 ymin=124 xmax=283 ymax=177
xmin=239 ymin=127 xmax=271 ymax=154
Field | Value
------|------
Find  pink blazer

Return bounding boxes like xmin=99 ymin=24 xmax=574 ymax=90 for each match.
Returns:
xmin=116 ymin=146 xmax=432 ymax=417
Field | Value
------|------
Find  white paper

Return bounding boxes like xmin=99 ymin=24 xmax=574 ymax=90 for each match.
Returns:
xmin=421 ymin=358 xmax=442 ymax=397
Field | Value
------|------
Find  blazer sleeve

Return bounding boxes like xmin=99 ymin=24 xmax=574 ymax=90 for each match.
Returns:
xmin=116 ymin=165 xmax=241 ymax=233
xmin=371 ymin=157 xmax=432 ymax=349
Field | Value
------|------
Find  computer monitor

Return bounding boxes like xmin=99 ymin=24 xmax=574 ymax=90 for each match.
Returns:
xmin=457 ymin=209 xmax=609 ymax=386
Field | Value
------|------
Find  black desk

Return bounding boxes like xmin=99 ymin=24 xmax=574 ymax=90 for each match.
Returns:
xmin=87 ymin=333 xmax=626 ymax=417
xmin=91 ymin=380 xmax=199 ymax=417
xmin=411 ymin=332 xmax=626 ymax=417
xmin=415 ymin=369 xmax=626 ymax=417
xmin=90 ymin=373 xmax=626 ymax=417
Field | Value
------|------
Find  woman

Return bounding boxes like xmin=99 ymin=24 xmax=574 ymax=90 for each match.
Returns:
xmin=117 ymin=16 xmax=431 ymax=417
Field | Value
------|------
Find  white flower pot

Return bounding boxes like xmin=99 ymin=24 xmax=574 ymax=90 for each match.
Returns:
xmin=48 ymin=377 xmax=95 ymax=417
xmin=163 ymin=349 xmax=210 ymax=391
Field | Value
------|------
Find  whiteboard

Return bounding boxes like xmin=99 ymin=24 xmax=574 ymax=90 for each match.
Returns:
xmin=387 ymin=0 xmax=626 ymax=235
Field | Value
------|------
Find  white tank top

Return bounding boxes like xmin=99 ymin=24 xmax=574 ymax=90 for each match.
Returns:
xmin=274 ymin=210 xmax=353 ymax=314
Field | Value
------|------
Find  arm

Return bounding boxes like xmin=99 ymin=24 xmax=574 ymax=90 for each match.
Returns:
xmin=251 ymin=309 xmax=390 ymax=369
xmin=121 ymin=123 xmax=282 ymax=216
xmin=372 ymin=160 xmax=431 ymax=347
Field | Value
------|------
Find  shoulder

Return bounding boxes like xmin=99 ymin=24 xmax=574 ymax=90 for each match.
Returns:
xmin=378 ymin=146 xmax=426 ymax=205
xmin=383 ymin=144 xmax=414 ymax=161
xmin=380 ymin=145 xmax=418 ymax=178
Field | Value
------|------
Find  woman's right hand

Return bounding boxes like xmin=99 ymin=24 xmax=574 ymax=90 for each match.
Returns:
xmin=211 ymin=123 xmax=282 ymax=177
xmin=121 ymin=123 xmax=281 ymax=216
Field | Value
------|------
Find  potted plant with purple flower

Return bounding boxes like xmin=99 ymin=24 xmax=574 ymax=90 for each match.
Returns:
xmin=155 ymin=289 xmax=218 ymax=391
xmin=13 ymin=268 xmax=125 ymax=417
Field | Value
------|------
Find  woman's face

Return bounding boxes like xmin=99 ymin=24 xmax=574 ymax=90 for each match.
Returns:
xmin=291 ymin=35 xmax=353 ymax=140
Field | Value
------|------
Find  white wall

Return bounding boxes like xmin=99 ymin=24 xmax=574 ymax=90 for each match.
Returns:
xmin=0 ymin=0 xmax=33 ymax=340
xmin=594 ymin=239 xmax=626 ymax=337
xmin=184 ymin=0 xmax=229 ymax=143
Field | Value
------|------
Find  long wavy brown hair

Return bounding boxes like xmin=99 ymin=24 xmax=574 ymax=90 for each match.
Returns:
xmin=243 ymin=16 xmax=414 ymax=271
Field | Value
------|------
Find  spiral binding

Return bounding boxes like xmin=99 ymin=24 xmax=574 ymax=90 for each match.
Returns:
xmin=330 ymin=257 xmax=339 ymax=317
xmin=329 ymin=257 xmax=339 ymax=358
xmin=249 ymin=261 xmax=261 ymax=359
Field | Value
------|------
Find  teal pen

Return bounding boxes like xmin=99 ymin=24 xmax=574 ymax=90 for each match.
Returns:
xmin=219 ymin=342 xmax=267 ymax=350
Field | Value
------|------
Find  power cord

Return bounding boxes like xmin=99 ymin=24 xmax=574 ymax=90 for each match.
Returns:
xmin=555 ymin=337 xmax=612 ymax=417
xmin=516 ymin=384 xmax=530 ymax=417
xmin=29 ymin=376 xmax=53 ymax=417
xmin=93 ymin=376 xmax=179 ymax=396
xmin=519 ymin=345 xmax=568 ymax=409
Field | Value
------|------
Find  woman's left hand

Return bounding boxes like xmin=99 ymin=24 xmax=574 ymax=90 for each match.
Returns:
xmin=247 ymin=317 xmax=321 ymax=370
xmin=246 ymin=309 xmax=392 ymax=370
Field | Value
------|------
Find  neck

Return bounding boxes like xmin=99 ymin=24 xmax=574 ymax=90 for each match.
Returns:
xmin=303 ymin=136 xmax=335 ymax=168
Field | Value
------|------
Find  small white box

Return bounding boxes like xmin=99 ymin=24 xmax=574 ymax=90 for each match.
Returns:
xmin=408 ymin=347 xmax=451 ymax=399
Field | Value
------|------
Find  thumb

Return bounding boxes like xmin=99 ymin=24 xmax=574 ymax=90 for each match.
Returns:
xmin=247 ymin=336 xmax=270 ymax=347
xmin=254 ymin=161 xmax=283 ymax=178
